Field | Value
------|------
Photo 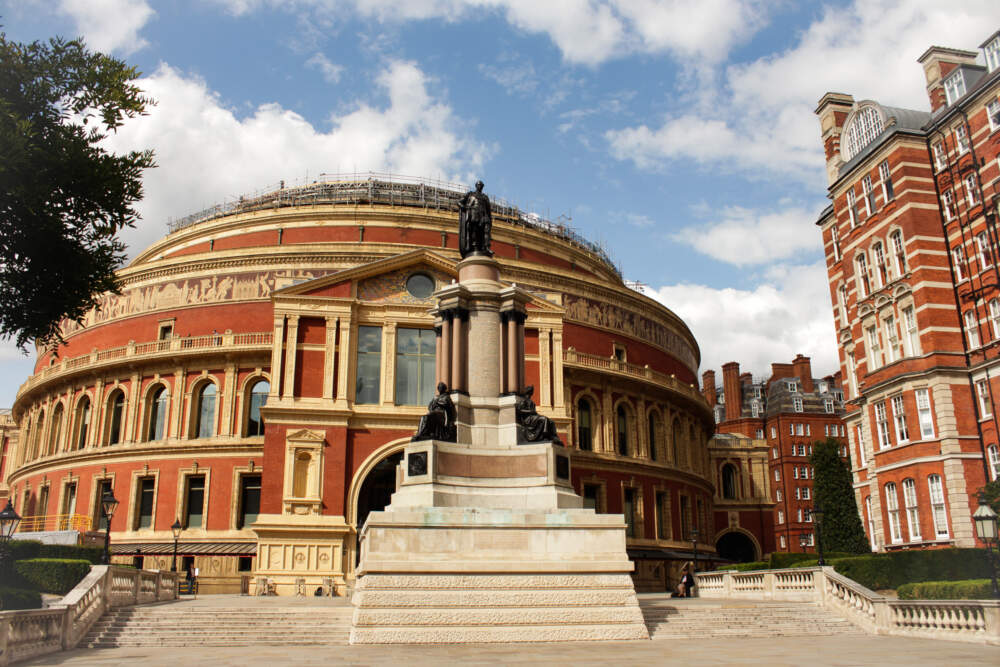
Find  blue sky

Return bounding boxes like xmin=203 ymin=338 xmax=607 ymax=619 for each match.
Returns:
xmin=1 ymin=0 xmax=998 ymax=407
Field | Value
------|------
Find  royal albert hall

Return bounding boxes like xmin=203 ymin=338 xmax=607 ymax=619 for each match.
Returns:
xmin=4 ymin=176 xmax=742 ymax=594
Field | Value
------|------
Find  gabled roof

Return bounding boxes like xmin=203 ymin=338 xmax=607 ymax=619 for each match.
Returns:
xmin=272 ymin=249 xmax=458 ymax=297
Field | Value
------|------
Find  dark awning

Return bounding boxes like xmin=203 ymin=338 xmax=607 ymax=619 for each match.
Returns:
xmin=111 ymin=542 xmax=257 ymax=556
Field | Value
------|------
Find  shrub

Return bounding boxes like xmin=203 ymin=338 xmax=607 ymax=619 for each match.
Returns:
xmin=14 ymin=559 xmax=92 ymax=595
xmin=716 ymin=561 xmax=769 ymax=572
xmin=9 ymin=539 xmax=43 ymax=561
xmin=897 ymin=579 xmax=994 ymax=600
xmin=831 ymin=549 xmax=992 ymax=590
xmin=769 ymin=551 xmax=854 ymax=569
xmin=37 ymin=543 xmax=104 ymax=564
xmin=0 ymin=586 xmax=42 ymax=610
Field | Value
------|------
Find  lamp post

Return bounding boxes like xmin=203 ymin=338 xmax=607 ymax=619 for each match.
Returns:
xmin=799 ymin=531 xmax=808 ymax=553
xmin=810 ymin=505 xmax=826 ymax=566
xmin=972 ymin=498 xmax=1000 ymax=599
xmin=0 ymin=499 xmax=22 ymax=573
xmin=171 ymin=519 xmax=182 ymax=572
xmin=100 ymin=489 xmax=119 ymax=565
xmin=690 ymin=528 xmax=699 ymax=573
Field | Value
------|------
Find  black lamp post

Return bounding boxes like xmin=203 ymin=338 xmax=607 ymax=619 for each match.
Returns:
xmin=972 ymin=498 xmax=1000 ymax=599
xmin=0 ymin=499 xmax=22 ymax=573
xmin=810 ymin=505 xmax=826 ymax=566
xmin=171 ymin=519 xmax=182 ymax=572
xmin=690 ymin=528 xmax=699 ymax=573
xmin=799 ymin=531 xmax=808 ymax=553
xmin=100 ymin=489 xmax=120 ymax=565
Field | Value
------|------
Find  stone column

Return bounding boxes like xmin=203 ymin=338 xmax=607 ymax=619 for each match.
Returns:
xmin=125 ymin=372 xmax=140 ymax=443
xmin=336 ymin=318 xmax=352 ymax=406
xmin=435 ymin=323 xmax=444 ymax=388
xmin=171 ymin=369 xmax=184 ymax=438
xmin=382 ymin=323 xmax=397 ymax=406
xmin=221 ymin=363 xmax=237 ymax=436
xmin=322 ymin=317 xmax=338 ymax=400
xmin=441 ymin=314 xmax=452 ymax=390
xmin=506 ymin=314 xmax=518 ymax=394
xmin=552 ymin=329 xmax=565 ymax=410
xmin=269 ymin=316 xmax=285 ymax=399
xmin=539 ymin=328 xmax=551 ymax=408
xmin=282 ymin=316 xmax=299 ymax=399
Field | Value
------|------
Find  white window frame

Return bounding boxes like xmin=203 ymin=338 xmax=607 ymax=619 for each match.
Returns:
xmin=966 ymin=173 xmax=981 ymax=208
xmin=990 ymin=299 xmax=1000 ymax=340
xmin=797 ymin=508 xmax=804 ymax=522
xmin=793 ymin=467 xmax=799 ymax=480
xmin=977 ymin=232 xmax=992 ymax=269
xmin=902 ymin=307 xmax=919 ymax=357
xmin=873 ymin=242 xmax=888 ymax=287
xmin=890 ymin=231 xmax=906 ymax=276
xmin=915 ymin=389 xmax=934 ymax=439
xmin=902 ymin=478 xmax=922 ymax=542
xmin=832 ymin=224 xmax=842 ymax=261
xmin=774 ymin=468 xmax=780 ymax=482
xmin=796 ymin=423 xmax=804 ymax=436
xmin=847 ymin=352 xmax=858 ymax=399
xmin=942 ymin=190 xmax=956 ymax=221
xmin=884 ymin=482 xmax=902 ymax=544
xmin=891 ymin=395 xmax=909 ymax=444
xmin=847 ymin=189 xmax=859 ymax=227
xmin=944 ymin=72 xmax=967 ymax=105
xmin=977 ymin=379 xmax=993 ymax=418
xmin=795 ymin=487 xmax=800 ymax=500
xmin=865 ymin=496 xmax=877 ymax=551
xmin=857 ymin=252 xmax=872 ymax=297
xmin=866 ymin=325 xmax=881 ymax=370
xmin=933 ymin=141 xmax=946 ymax=171
xmin=955 ymin=124 xmax=970 ymax=154
xmin=927 ymin=475 xmax=949 ymax=539
xmin=965 ymin=310 xmax=981 ymax=349
xmin=824 ymin=399 xmax=834 ymax=414
xmin=755 ymin=428 xmax=764 ymax=439
xmin=879 ymin=160 xmax=894 ymax=202
xmin=855 ymin=426 xmax=867 ymax=467
xmin=953 ymin=245 xmax=966 ymax=281
xmin=875 ymin=401 xmax=891 ymax=450
xmin=803 ymin=487 xmax=810 ymax=500
xmin=793 ymin=397 xmax=803 ymax=413
xmin=776 ymin=489 xmax=783 ymax=502
xmin=988 ymin=99 xmax=1000 ymax=132
xmin=838 ymin=284 xmax=849 ymax=327
xmin=770 ymin=426 xmax=777 ymax=439
xmin=987 ymin=444 xmax=1000 ymax=481
xmin=987 ymin=38 xmax=1000 ymax=72
xmin=884 ymin=315 xmax=898 ymax=363
xmin=862 ymin=175 xmax=875 ymax=216
xmin=777 ymin=510 xmax=785 ymax=524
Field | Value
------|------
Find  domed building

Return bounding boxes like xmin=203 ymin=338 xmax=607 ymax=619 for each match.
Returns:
xmin=3 ymin=176 xmax=752 ymax=594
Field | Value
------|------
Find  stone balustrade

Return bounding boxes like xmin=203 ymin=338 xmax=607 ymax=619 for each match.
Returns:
xmin=696 ymin=567 xmax=1000 ymax=645
xmin=0 ymin=566 xmax=180 ymax=665
xmin=563 ymin=349 xmax=706 ymax=405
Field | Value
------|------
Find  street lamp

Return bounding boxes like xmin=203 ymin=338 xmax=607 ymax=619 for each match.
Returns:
xmin=171 ymin=519 xmax=182 ymax=572
xmin=972 ymin=499 xmax=1000 ymax=599
xmin=690 ymin=528 xmax=699 ymax=573
xmin=799 ymin=532 xmax=809 ymax=553
xmin=100 ymin=489 xmax=119 ymax=565
xmin=810 ymin=505 xmax=826 ymax=566
xmin=0 ymin=499 xmax=22 ymax=572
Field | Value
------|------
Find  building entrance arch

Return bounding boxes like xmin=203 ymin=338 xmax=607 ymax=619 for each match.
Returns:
xmin=347 ymin=439 xmax=409 ymax=568
xmin=715 ymin=529 xmax=760 ymax=563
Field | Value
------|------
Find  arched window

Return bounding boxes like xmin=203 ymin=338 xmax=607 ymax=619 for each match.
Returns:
xmin=873 ymin=241 xmax=887 ymax=287
xmin=192 ymin=382 xmax=217 ymax=439
xmin=856 ymin=252 xmax=872 ymax=297
xmin=105 ymin=390 xmax=125 ymax=445
xmin=689 ymin=425 xmax=698 ymax=472
xmin=74 ymin=397 xmax=91 ymax=450
xmin=722 ymin=463 xmax=738 ymax=499
xmin=47 ymin=403 xmax=64 ymax=456
xmin=577 ymin=398 xmax=593 ymax=451
xmin=890 ymin=230 xmax=907 ymax=276
xmin=245 ymin=379 xmax=269 ymax=437
xmin=842 ymin=105 xmax=884 ymax=161
xmin=32 ymin=410 xmax=45 ymax=459
xmin=648 ymin=412 xmax=658 ymax=461
xmin=616 ymin=405 xmax=629 ymax=456
xmin=671 ymin=418 xmax=682 ymax=465
xmin=147 ymin=386 xmax=168 ymax=441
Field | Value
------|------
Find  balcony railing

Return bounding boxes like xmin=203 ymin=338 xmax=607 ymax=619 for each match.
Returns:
xmin=563 ymin=348 xmax=706 ymax=405
xmin=16 ymin=513 xmax=92 ymax=533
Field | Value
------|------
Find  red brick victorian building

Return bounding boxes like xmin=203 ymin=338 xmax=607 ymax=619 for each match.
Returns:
xmin=2 ymin=176 xmax=765 ymax=593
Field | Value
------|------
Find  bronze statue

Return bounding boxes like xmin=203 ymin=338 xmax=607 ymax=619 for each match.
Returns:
xmin=458 ymin=180 xmax=493 ymax=258
xmin=412 ymin=382 xmax=457 ymax=442
xmin=515 ymin=385 xmax=562 ymax=445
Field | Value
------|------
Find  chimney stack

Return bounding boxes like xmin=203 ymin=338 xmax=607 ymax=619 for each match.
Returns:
xmin=814 ymin=92 xmax=854 ymax=187
xmin=918 ymin=46 xmax=978 ymax=113
xmin=793 ymin=354 xmax=814 ymax=393
xmin=722 ymin=362 xmax=741 ymax=421
xmin=702 ymin=370 xmax=717 ymax=406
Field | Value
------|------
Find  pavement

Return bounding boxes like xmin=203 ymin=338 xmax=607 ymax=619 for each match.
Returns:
xmin=19 ymin=594 xmax=1000 ymax=666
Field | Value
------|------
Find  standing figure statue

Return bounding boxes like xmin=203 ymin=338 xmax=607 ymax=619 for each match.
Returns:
xmin=458 ymin=180 xmax=493 ymax=258
xmin=412 ymin=382 xmax=457 ymax=442
xmin=515 ymin=385 xmax=562 ymax=445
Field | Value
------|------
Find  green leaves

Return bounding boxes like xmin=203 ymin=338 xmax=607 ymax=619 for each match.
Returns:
xmin=0 ymin=32 xmax=155 ymax=349
xmin=810 ymin=437 xmax=870 ymax=555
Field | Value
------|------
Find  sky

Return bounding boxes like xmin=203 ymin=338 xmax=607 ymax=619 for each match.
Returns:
xmin=1 ymin=0 xmax=998 ymax=408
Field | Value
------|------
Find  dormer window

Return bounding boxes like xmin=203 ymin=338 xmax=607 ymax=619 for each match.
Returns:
xmin=944 ymin=71 xmax=966 ymax=106
xmin=786 ymin=380 xmax=798 ymax=393
xmin=984 ymin=35 xmax=1000 ymax=72
xmin=841 ymin=105 xmax=884 ymax=161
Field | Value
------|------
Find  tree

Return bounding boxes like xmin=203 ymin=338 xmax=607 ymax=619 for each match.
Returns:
xmin=0 ymin=32 xmax=154 ymax=350
xmin=810 ymin=438 xmax=869 ymax=554
xmin=979 ymin=479 xmax=1000 ymax=514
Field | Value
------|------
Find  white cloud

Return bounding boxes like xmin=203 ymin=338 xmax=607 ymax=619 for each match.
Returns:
xmin=672 ymin=203 xmax=823 ymax=266
xmin=306 ymin=52 xmax=344 ymax=83
xmin=610 ymin=211 xmax=654 ymax=228
xmin=103 ymin=60 xmax=491 ymax=256
xmin=644 ymin=261 xmax=839 ymax=379
xmin=55 ymin=0 xmax=155 ymax=54
xmin=605 ymin=0 xmax=999 ymax=179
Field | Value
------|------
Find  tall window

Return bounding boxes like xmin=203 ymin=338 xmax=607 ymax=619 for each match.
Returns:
xmin=933 ymin=142 xmax=946 ymax=171
xmin=915 ymin=389 xmax=934 ymax=439
xmin=623 ymin=487 xmax=637 ymax=538
xmin=891 ymin=395 xmax=909 ymax=443
xmin=238 ymin=474 xmax=262 ymax=529
xmin=824 ymin=399 xmax=834 ymax=413
xmin=106 ymin=390 xmax=125 ymax=446
xmin=655 ymin=491 xmax=669 ymax=539
xmin=902 ymin=479 xmax=921 ymax=541
xmin=986 ymin=37 xmax=1000 ymax=72
xmin=953 ymin=245 xmax=966 ymax=280
xmin=647 ymin=413 xmax=658 ymax=461
xmin=75 ymin=397 xmax=90 ymax=450
xmin=966 ymin=174 xmax=982 ymax=208
xmin=193 ymin=383 xmax=217 ymax=438
xmin=879 ymin=160 xmax=894 ymax=202
xmin=927 ymin=475 xmax=948 ymax=538
xmin=977 ymin=379 xmax=992 ymax=417
xmin=873 ymin=242 xmax=888 ymax=287
xmin=616 ymin=405 xmax=629 ymax=456
xmin=965 ymin=310 xmax=981 ymax=349
xmin=884 ymin=482 xmax=902 ymax=544
xmin=246 ymin=380 xmax=269 ymax=436
xmin=866 ymin=325 xmax=881 ymax=370
xmin=856 ymin=253 xmax=871 ymax=296
xmin=883 ymin=315 xmax=898 ymax=363
xmin=47 ymin=403 xmax=64 ymax=456
xmin=395 ymin=328 xmax=436 ymax=405
xmin=147 ymin=386 xmax=168 ymax=441
xmin=577 ymin=399 xmax=592 ymax=451
xmin=722 ymin=464 xmax=737 ymax=499
xmin=991 ymin=300 xmax=1000 ymax=341
xmin=944 ymin=73 xmax=967 ymax=105
xmin=832 ymin=224 xmax=841 ymax=261
xmin=847 ymin=352 xmax=858 ymax=398
xmin=95 ymin=480 xmax=112 ymax=531
xmin=943 ymin=191 xmax=957 ymax=222
xmin=954 ymin=124 xmax=970 ymax=153
xmin=902 ymin=307 xmax=919 ymax=356
xmin=890 ymin=231 xmax=906 ymax=275
xmin=793 ymin=397 xmax=803 ymax=412
xmin=988 ymin=99 xmax=1000 ymax=131
xmin=582 ymin=484 xmax=601 ymax=511
xmin=987 ymin=444 xmax=999 ymax=481
xmin=875 ymin=401 xmax=891 ymax=449
xmin=355 ymin=325 xmax=382 ymax=404
xmin=865 ymin=496 xmax=877 ymax=551
xmin=862 ymin=175 xmax=875 ymax=216
xmin=978 ymin=232 xmax=993 ymax=269
xmin=847 ymin=189 xmax=859 ymax=227
xmin=135 ymin=477 xmax=155 ymax=530
xmin=184 ymin=475 xmax=205 ymax=529
xmin=679 ymin=495 xmax=691 ymax=539
xmin=838 ymin=285 xmax=848 ymax=326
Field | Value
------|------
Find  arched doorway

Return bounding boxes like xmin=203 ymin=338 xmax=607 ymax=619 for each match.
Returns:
xmin=354 ymin=451 xmax=403 ymax=563
xmin=715 ymin=530 xmax=759 ymax=563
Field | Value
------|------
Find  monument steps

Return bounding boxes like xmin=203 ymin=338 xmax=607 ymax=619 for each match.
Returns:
xmin=640 ymin=601 xmax=860 ymax=639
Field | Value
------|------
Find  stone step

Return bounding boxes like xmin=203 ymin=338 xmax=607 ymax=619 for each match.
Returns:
xmin=353 ymin=605 xmax=645 ymax=627
xmin=354 ymin=588 xmax=639 ymax=608
xmin=350 ymin=623 xmax=649 ymax=644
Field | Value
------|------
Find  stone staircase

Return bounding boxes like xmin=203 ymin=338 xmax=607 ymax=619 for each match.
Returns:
xmin=640 ymin=598 xmax=861 ymax=640
xmin=82 ymin=602 xmax=354 ymax=647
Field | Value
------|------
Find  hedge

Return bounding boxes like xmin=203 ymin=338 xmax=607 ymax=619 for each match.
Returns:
xmin=9 ymin=539 xmax=42 ymax=562
xmin=831 ymin=549 xmax=992 ymax=591
xmin=897 ymin=579 xmax=994 ymax=600
xmin=14 ymin=559 xmax=92 ymax=595
xmin=0 ymin=586 xmax=42 ymax=610
xmin=716 ymin=561 xmax=769 ymax=572
xmin=38 ymin=543 xmax=104 ymax=564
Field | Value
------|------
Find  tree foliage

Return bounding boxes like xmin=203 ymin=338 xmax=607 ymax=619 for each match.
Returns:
xmin=0 ymin=32 xmax=154 ymax=349
xmin=979 ymin=478 xmax=1000 ymax=514
xmin=810 ymin=438 xmax=870 ymax=555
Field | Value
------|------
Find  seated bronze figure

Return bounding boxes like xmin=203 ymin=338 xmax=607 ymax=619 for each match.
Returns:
xmin=412 ymin=382 xmax=457 ymax=442
xmin=515 ymin=385 xmax=562 ymax=445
